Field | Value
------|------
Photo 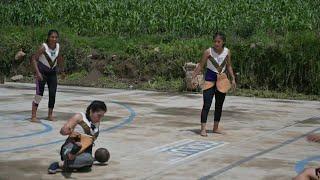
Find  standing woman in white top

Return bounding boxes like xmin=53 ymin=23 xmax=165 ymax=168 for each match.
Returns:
xmin=193 ymin=32 xmax=236 ymax=136
xmin=30 ymin=30 xmax=64 ymax=122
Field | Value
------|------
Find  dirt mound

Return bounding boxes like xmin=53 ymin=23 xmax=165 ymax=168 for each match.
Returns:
xmin=84 ymin=68 xmax=103 ymax=83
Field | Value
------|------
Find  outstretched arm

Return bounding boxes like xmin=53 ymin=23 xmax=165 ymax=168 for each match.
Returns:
xmin=226 ymin=50 xmax=236 ymax=90
xmin=192 ymin=49 xmax=210 ymax=78
xmin=31 ymin=46 xmax=45 ymax=81
xmin=57 ymin=54 xmax=64 ymax=73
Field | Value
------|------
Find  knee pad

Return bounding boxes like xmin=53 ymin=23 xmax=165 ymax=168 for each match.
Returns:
xmin=33 ymin=95 xmax=42 ymax=105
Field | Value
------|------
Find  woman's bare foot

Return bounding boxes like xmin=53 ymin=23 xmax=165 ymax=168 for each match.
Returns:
xmin=200 ymin=123 xmax=208 ymax=137
xmin=200 ymin=129 xmax=208 ymax=137
xmin=46 ymin=116 xmax=56 ymax=121
xmin=47 ymin=108 xmax=56 ymax=121
xmin=213 ymin=128 xmax=225 ymax=135
xmin=30 ymin=117 xmax=41 ymax=123
xmin=213 ymin=121 xmax=225 ymax=135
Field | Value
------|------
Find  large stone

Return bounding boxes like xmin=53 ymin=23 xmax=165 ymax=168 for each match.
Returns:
xmin=183 ymin=62 xmax=204 ymax=91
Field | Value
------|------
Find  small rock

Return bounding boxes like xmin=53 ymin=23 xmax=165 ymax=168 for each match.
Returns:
xmin=87 ymin=50 xmax=99 ymax=59
xmin=14 ymin=49 xmax=26 ymax=60
xmin=111 ymin=54 xmax=117 ymax=61
xmin=11 ymin=75 xmax=24 ymax=81
xmin=154 ymin=47 xmax=160 ymax=53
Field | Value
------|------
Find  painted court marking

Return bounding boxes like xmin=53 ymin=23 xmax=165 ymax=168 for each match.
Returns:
xmin=0 ymin=115 xmax=53 ymax=140
xmin=124 ymin=139 xmax=226 ymax=165
xmin=140 ymin=140 xmax=226 ymax=180
xmin=143 ymin=117 xmax=319 ymax=179
xmin=295 ymin=156 xmax=320 ymax=174
xmin=159 ymin=140 xmax=226 ymax=164
xmin=0 ymin=101 xmax=136 ymax=153
xmin=199 ymin=126 xmax=320 ymax=180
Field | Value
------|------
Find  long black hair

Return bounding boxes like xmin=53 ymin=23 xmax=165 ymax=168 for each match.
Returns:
xmin=85 ymin=100 xmax=107 ymax=121
xmin=213 ymin=31 xmax=226 ymax=47
xmin=46 ymin=29 xmax=59 ymax=43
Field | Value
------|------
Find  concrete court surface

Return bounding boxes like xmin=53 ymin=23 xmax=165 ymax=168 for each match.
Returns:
xmin=0 ymin=82 xmax=319 ymax=180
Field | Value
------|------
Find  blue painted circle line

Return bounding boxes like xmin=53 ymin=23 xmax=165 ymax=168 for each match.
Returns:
xmin=100 ymin=101 xmax=136 ymax=133
xmin=295 ymin=156 xmax=320 ymax=174
xmin=0 ymin=101 xmax=136 ymax=153
xmin=0 ymin=119 xmax=53 ymax=140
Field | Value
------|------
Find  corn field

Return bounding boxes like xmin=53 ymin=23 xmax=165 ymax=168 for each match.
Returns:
xmin=1 ymin=0 xmax=319 ymax=36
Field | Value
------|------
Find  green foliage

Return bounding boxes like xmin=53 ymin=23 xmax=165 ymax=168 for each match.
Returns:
xmin=1 ymin=0 xmax=319 ymax=96
xmin=144 ymin=76 xmax=184 ymax=91
xmin=1 ymin=0 xmax=319 ymax=36
xmin=230 ymin=31 xmax=320 ymax=95
xmin=65 ymin=70 xmax=88 ymax=81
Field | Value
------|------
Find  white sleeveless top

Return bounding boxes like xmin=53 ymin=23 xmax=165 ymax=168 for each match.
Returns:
xmin=207 ymin=47 xmax=229 ymax=73
xmin=73 ymin=112 xmax=100 ymax=136
xmin=38 ymin=43 xmax=60 ymax=68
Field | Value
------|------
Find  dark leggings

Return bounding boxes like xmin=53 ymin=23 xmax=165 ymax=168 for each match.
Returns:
xmin=34 ymin=71 xmax=57 ymax=108
xmin=201 ymin=85 xmax=226 ymax=123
